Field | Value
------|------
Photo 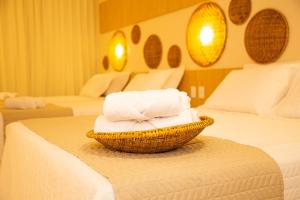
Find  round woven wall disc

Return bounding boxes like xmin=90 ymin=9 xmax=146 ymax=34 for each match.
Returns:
xmin=168 ymin=45 xmax=181 ymax=68
xmin=131 ymin=25 xmax=141 ymax=44
xmin=229 ymin=0 xmax=251 ymax=25
xmin=143 ymin=35 xmax=162 ymax=69
xmin=245 ymin=9 xmax=289 ymax=63
xmin=186 ymin=2 xmax=227 ymax=67
xmin=102 ymin=56 xmax=109 ymax=70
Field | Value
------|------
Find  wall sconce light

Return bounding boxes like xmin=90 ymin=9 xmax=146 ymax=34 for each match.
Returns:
xmin=108 ymin=31 xmax=127 ymax=71
xmin=186 ymin=2 xmax=227 ymax=67
xmin=199 ymin=25 xmax=214 ymax=46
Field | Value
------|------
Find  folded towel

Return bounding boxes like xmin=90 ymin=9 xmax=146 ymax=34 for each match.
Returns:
xmin=0 ymin=92 xmax=17 ymax=100
xmin=4 ymin=97 xmax=45 ymax=109
xmin=94 ymin=109 xmax=199 ymax=133
xmin=103 ymin=89 xmax=190 ymax=122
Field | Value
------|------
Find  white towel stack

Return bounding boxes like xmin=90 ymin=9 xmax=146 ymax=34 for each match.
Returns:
xmin=0 ymin=92 xmax=17 ymax=100
xmin=94 ymin=89 xmax=199 ymax=133
xmin=4 ymin=97 xmax=45 ymax=109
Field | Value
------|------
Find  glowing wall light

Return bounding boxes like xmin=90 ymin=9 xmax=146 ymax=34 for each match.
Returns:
xmin=115 ymin=44 xmax=124 ymax=59
xmin=199 ymin=25 xmax=214 ymax=46
xmin=108 ymin=31 xmax=127 ymax=71
xmin=186 ymin=2 xmax=227 ymax=67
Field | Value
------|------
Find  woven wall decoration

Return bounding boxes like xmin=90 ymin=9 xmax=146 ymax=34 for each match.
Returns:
xmin=131 ymin=25 xmax=141 ymax=44
xmin=245 ymin=9 xmax=289 ymax=63
xmin=108 ymin=31 xmax=127 ymax=71
xmin=168 ymin=45 xmax=181 ymax=68
xmin=186 ymin=2 xmax=227 ymax=67
xmin=102 ymin=56 xmax=109 ymax=70
xmin=144 ymin=34 xmax=162 ymax=69
xmin=229 ymin=0 xmax=251 ymax=25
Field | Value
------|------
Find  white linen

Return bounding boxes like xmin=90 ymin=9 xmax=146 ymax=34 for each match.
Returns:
xmin=103 ymin=89 xmax=190 ymax=122
xmin=204 ymin=67 xmax=296 ymax=115
xmin=124 ymin=70 xmax=173 ymax=91
xmin=80 ymin=74 xmax=113 ymax=98
xmin=150 ymin=67 xmax=185 ymax=89
xmin=275 ymin=70 xmax=300 ymax=118
xmin=0 ymin=122 xmax=114 ymax=200
xmin=163 ymin=67 xmax=184 ymax=89
xmin=43 ymin=96 xmax=95 ymax=104
xmin=94 ymin=109 xmax=199 ymax=132
xmin=0 ymin=96 xmax=104 ymax=161
xmin=104 ymin=72 xmax=130 ymax=96
xmin=0 ymin=92 xmax=17 ymax=100
xmin=43 ymin=96 xmax=104 ymax=116
xmin=4 ymin=97 xmax=45 ymax=109
xmin=197 ymin=107 xmax=300 ymax=200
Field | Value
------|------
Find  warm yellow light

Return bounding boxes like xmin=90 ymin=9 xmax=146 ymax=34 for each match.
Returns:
xmin=199 ymin=25 xmax=214 ymax=46
xmin=115 ymin=44 xmax=124 ymax=59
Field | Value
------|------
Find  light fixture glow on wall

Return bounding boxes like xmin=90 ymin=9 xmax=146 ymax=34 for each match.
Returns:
xmin=108 ymin=31 xmax=127 ymax=71
xmin=199 ymin=25 xmax=214 ymax=46
xmin=186 ymin=2 xmax=227 ymax=67
xmin=115 ymin=44 xmax=124 ymax=58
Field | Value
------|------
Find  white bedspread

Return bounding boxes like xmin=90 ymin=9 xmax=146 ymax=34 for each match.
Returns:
xmin=1 ymin=108 xmax=300 ymax=199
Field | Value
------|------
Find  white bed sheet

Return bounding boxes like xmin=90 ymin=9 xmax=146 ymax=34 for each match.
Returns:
xmin=197 ymin=107 xmax=300 ymax=200
xmin=0 ymin=96 xmax=104 ymax=160
xmin=1 ymin=109 xmax=300 ymax=199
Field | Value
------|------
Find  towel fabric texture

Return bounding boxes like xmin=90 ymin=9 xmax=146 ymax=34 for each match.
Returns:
xmin=103 ymin=89 xmax=190 ymax=122
xmin=94 ymin=89 xmax=198 ymax=132
xmin=94 ymin=109 xmax=199 ymax=132
xmin=0 ymin=92 xmax=17 ymax=100
xmin=4 ymin=97 xmax=45 ymax=109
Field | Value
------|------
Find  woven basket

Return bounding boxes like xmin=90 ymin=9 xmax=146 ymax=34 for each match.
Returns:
xmin=87 ymin=116 xmax=214 ymax=153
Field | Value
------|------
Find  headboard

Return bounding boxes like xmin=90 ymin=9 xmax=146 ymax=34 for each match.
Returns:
xmin=178 ymin=68 xmax=241 ymax=107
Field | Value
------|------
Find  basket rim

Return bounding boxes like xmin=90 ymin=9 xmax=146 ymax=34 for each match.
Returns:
xmin=87 ymin=116 xmax=214 ymax=139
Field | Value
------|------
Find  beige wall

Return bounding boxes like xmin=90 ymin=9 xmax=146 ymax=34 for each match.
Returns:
xmin=98 ymin=0 xmax=300 ymax=73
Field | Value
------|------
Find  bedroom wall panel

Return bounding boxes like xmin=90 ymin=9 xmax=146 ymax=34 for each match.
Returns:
xmin=98 ymin=0 xmax=300 ymax=73
xmin=99 ymin=0 xmax=205 ymax=33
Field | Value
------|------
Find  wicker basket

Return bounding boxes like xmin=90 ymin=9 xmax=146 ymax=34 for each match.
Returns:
xmin=87 ymin=116 xmax=214 ymax=153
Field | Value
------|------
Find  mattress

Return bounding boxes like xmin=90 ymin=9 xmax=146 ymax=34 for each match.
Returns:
xmin=197 ymin=107 xmax=300 ymax=199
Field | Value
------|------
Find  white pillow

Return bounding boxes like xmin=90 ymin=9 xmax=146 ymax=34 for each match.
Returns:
xmin=104 ymin=72 xmax=130 ymax=95
xmin=275 ymin=70 xmax=300 ymax=118
xmin=124 ymin=70 xmax=173 ymax=91
xmin=204 ymin=67 xmax=297 ymax=115
xmin=162 ymin=67 xmax=185 ymax=89
xmin=80 ymin=74 xmax=113 ymax=98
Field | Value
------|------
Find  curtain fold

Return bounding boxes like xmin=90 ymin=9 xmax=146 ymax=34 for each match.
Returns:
xmin=0 ymin=0 xmax=99 ymax=96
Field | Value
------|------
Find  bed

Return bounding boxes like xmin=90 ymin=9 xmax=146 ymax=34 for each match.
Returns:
xmin=0 ymin=68 xmax=185 ymax=160
xmin=0 ymin=96 xmax=105 ymax=159
xmin=0 ymin=107 xmax=299 ymax=199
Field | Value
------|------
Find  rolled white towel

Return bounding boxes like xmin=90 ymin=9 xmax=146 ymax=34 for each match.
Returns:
xmin=0 ymin=92 xmax=17 ymax=100
xmin=94 ymin=109 xmax=199 ymax=133
xmin=4 ymin=97 xmax=45 ymax=109
xmin=103 ymin=89 xmax=190 ymax=122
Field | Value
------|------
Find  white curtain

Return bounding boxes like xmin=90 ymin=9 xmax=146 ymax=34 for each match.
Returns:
xmin=0 ymin=0 xmax=99 ymax=96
